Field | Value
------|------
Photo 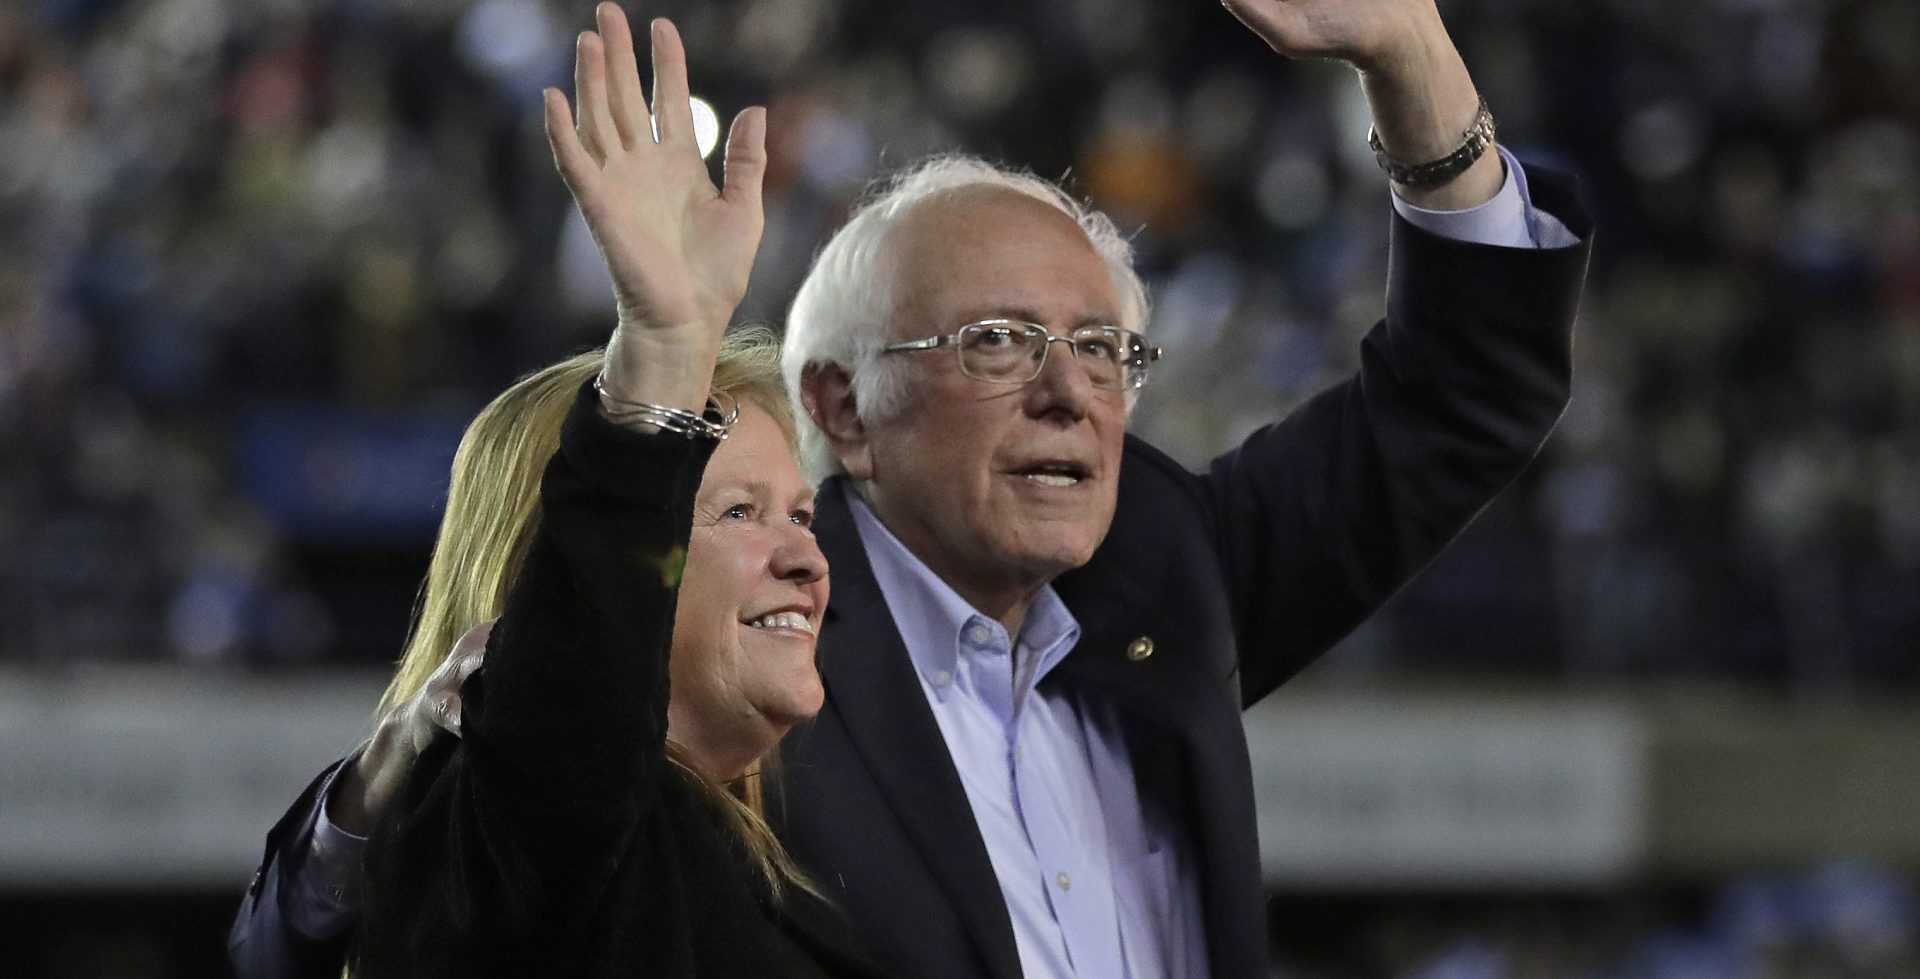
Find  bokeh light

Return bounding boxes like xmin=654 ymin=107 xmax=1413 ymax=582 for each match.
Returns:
xmin=689 ymin=96 xmax=720 ymax=159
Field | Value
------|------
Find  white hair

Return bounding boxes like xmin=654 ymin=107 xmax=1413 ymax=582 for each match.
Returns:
xmin=782 ymin=154 xmax=1151 ymax=484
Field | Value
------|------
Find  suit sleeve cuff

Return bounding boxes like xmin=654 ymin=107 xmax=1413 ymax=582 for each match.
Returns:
xmin=1391 ymin=146 xmax=1581 ymax=249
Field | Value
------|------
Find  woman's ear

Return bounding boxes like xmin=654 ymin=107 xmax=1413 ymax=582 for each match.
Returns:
xmin=799 ymin=362 xmax=874 ymax=481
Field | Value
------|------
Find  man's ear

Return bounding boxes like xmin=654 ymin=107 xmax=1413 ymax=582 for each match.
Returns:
xmin=800 ymin=362 xmax=875 ymax=481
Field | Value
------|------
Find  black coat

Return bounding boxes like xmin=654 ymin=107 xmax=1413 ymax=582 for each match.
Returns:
xmin=352 ymin=387 xmax=881 ymax=979
xmin=768 ymin=169 xmax=1593 ymax=979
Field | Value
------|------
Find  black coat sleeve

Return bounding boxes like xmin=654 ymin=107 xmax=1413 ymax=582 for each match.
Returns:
xmin=354 ymin=382 xmax=715 ymax=976
xmin=1202 ymin=167 xmax=1593 ymax=704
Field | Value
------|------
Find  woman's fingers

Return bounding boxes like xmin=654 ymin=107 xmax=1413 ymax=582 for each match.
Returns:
xmin=595 ymin=3 xmax=649 ymax=150
xmin=547 ymin=8 xmax=757 ymax=338
xmin=573 ymin=30 xmax=619 ymax=163
xmin=648 ymin=18 xmax=698 ymax=149
xmin=565 ymin=12 xmax=707 ymax=165
xmin=720 ymin=106 xmax=768 ymax=212
xmin=544 ymin=88 xmax=597 ymax=200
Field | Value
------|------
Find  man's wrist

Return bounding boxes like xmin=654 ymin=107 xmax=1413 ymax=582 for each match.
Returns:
xmin=1369 ymin=97 xmax=1494 ymax=188
xmin=315 ymin=785 xmax=372 ymax=846
xmin=323 ymin=741 xmax=380 ymax=836
xmin=1357 ymin=32 xmax=1502 ymax=210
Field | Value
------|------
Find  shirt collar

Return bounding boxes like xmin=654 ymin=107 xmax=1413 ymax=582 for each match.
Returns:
xmin=846 ymin=489 xmax=1082 ymax=705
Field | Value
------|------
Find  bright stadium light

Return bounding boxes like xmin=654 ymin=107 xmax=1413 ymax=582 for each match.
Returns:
xmin=647 ymin=97 xmax=722 ymax=159
xmin=690 ymin=96 xmax=720 ymax=159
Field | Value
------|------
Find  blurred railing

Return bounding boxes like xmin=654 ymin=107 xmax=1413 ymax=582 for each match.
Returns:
xmin=4 ymin=667 xmax=1915 ymax=890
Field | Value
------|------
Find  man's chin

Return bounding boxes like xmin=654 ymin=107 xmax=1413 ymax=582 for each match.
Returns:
xmin=994 ymin=532 xmax=1106 ymax=580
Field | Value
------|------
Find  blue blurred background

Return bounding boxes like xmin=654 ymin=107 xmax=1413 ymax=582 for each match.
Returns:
xmin=1 ymin=0 xmax=1916 ymax=975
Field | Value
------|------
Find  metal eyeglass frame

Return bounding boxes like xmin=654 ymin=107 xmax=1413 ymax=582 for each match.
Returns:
xmin=879 ymin=318 xmax=1163 ymax=391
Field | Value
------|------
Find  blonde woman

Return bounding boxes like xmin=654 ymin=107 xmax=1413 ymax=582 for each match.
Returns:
xmin=348 ymin=333 xmax=871 ymax=976
xmin=236 ymin=7 xmax=878 ymax=976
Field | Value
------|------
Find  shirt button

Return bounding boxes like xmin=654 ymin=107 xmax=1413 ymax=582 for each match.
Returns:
xmin=1055 ymin=871 xmax=1072 ymax=891
xmin=966 ymin=622 xmax=993 ymax=645
xmin=933 ymin=670 xmax=953 ymax=687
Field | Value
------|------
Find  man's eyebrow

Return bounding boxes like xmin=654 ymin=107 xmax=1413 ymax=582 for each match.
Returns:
xmin=956 ymin=306 xmax=1124 ymax=329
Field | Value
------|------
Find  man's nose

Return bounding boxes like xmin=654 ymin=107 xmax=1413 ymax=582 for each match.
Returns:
xmin=1023 ymin=336 xmax=1097 ymax=419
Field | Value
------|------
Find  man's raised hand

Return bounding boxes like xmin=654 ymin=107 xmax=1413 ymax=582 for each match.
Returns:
xmin=1217 ymin=0 xmax=1449 ymax=74
xmin=1219 ymin=0 xmax=1502 ymax=210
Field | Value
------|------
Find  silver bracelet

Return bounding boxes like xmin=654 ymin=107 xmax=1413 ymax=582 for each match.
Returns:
xmin=1368 ymin=97 xmax=1496 ymax=189
xmin=593 ymin=373 xmax=739 ymax=440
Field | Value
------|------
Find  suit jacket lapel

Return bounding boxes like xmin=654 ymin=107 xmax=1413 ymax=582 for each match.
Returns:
xmin=810 ymin=478 xmax=1025 ymax=979
xmin=1050 ymin=541 xmax=1228 ymax=733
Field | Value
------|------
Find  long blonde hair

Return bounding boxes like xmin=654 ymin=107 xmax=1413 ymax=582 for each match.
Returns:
xmin=381 ymin=327 xmax=814 ymax=900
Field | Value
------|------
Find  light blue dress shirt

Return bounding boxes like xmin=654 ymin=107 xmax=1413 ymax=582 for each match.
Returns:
xmin=848 ymin=493 xmax=1208 ymax=979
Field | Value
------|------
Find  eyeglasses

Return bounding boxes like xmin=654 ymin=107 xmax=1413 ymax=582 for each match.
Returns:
xmin=880 ymin=319 xmax=1162 ymax=391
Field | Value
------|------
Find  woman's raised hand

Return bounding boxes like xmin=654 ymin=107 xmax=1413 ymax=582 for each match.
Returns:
xmin=545 ymin=4 xmax=765 ymax=411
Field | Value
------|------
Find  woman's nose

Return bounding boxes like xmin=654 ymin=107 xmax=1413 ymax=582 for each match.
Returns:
xmin=771 ymin=526 xmax=828 ymax=584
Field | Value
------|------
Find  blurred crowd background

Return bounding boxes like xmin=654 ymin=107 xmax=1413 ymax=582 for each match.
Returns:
xmin=2 ymin=0 xmax=1917 ymax=975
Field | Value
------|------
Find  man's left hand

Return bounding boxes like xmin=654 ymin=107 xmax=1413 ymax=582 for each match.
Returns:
xmin=1218 ymin=0 xmax=1448 ymax=75
xmin=1219 ymin=0 xmax=1503 ymax=210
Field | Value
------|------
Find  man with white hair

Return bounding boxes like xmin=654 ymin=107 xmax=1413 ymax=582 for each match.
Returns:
xmin=233 ymin=0 xmax=1590 ymax=976
xmin=760 ymin=0 xmax=1589 ymax=972
xmin=768 ymin=143 xmax=1582 ymax=979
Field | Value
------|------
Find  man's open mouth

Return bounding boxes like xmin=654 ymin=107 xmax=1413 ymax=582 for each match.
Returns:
xmin=1015 ymin=462 xmax=1089 ymax=487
